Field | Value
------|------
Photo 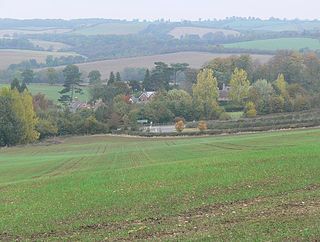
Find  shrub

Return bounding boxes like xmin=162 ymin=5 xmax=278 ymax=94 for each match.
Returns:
xmin=219 ymin=112 xmax=231 ymax=120
xmin=198 ymin=120 xmax=208 ymax=132
xmin=175 ymin=120 xmax=185 ymax=133
xmin=244 ymin=101 xmax=257 ymax=118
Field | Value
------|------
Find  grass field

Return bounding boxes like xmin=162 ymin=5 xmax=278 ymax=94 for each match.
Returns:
xmin=72 ymin=22 xmax=149 ymax=35
xmin=0 ymin=129 xmax=319 ymax=240
xmin=0 ymin=49 xmax=79 ymax=70
xmin=169 ymin=27 xmax=240 ymax=39
xmin=224 ymin=38 xmax=320 ymax=51
xmin=50 ymin=52 xmax=272 ymax=79
xmin=0 ymin=83 xmax=89 ymax=102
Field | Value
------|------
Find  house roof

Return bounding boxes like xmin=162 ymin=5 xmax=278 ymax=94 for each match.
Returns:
xmin=139 ymin=92 xmax=155 ymax=99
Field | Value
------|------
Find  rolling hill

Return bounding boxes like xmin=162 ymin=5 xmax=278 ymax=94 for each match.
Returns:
xmin=224 ymin=38 xmax=320 ymax=51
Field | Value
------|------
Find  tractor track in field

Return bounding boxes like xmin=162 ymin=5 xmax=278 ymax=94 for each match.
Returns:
xmin=3 ymin=183 xmax=319 ymax=241
xmin=32 ymin=156 xmax=87 ymax=179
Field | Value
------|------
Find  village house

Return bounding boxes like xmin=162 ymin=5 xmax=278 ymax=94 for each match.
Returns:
xmin=138 ymin=91 xmax=156 ymax=102
xmin=69 ymin=99 xmax=104 ymax=112
xmin=218 ymin=84 xmax=231 ymax=102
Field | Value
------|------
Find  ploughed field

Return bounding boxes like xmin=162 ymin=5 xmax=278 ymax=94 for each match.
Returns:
xmin=0 ymin=129 xmax=319 ymax=240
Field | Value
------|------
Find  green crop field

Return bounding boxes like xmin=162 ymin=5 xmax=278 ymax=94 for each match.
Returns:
xmin=0 ymin=129 xmax=319 ymax=241
xmin=0 ymin=83 xmax=89 ymax=102
xmin=224 ymin=38 xmax=320 ymax=51
xmin=72 ymin=22 xmax=149 ymax=35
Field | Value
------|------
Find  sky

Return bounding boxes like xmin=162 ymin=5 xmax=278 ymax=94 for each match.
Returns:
xmin=0 ymin=0 xmax=319 ymax=21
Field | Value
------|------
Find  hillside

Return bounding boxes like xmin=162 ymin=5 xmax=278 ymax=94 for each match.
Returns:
xmin=71 ymin=22 xmax=150 ymax=35
xmin=48 ymin=52 xmax=272 ymax=79
xmin=1 ymin=129 xmax=319 ymax=240
xmin=224 ymin=38 xmax=320 ymax=51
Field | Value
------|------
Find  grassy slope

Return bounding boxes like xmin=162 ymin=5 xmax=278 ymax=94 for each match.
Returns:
xmin=0 ymin=83 xmax=89 ymax=102
xmin=0 ymin=129 xmax=319 ymax=240
xmin=224 ymin=38 xmax=320 ymax=51
xmin=72 ymin=22 xmax=149 ymax=35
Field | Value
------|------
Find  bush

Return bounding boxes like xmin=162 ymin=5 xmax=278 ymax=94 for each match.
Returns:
xmin=175 ymin=120 xmax=185 ymax=133
xmin=219 ymin=112 xmax=231 ymax=120
xmin=36 ymin=119 xmax=58 ymax=139
xmin=244 ymin=102 xmax=257 ymax=118
xmin=198 ymin=121 xmax=208 ymax=132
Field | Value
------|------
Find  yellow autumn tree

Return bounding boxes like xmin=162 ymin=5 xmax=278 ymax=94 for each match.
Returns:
xmin=0 ymin=88 xmax=39 ymax=146
xmin=228 ymin=68 xmax=250 ymax=104
xmin=20 ymin=90 xmax=39 ymax=143
xmin=274 ymin=74 xmax=288 ymax=98
xmin=192 ymin=69 xmax=219 ymax=119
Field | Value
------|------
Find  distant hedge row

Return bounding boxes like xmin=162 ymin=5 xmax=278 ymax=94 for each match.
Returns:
xmin=123 ymin=109 xmax=320 ymax=137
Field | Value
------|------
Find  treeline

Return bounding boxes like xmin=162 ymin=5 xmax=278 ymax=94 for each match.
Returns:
xmin=0 ymin=55 xmax=86 ymax=83
xmin=25 ymin=33 xmax=290 ymax=60
xmin=0 ymin=38 xmax=42 ymax=50
xmin=7 ymin=55 xmax=86 ymax=71
xmin=205 ymin=51 xmax=320 ymax=92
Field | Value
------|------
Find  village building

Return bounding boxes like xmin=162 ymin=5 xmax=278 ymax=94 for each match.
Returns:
xmin=138 ymin=91 xmax=156 ymax=102
xmin=218 ymin=84 xmax=231 ymax=102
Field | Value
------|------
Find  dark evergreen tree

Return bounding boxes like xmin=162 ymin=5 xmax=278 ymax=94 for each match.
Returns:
xmin=116 ymin=72 xmax=121 ymax=82
xmin=142 ymin=69 xmax=152 ymax=91
xmin=59 ymin=65 xmax=83 ymax=105
xmin=108 ymin=72 xmax=115 ymax=86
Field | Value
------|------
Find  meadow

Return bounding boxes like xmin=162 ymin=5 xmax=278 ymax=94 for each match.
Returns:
xmin=0 ymin=83 xmax=89 ymax=102
xmin=0 ymin=128 xmax=319 ymax=240
xmin=72 ymin=22 xmax=149 ymax=35
xmin=224 ymin=38 xmax=320 ymax=51
xmin=0 ymin=49 xmax=79 ymax=70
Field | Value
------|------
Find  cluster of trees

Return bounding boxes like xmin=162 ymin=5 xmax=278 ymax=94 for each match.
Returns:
xmin=0 ymin=87 xmax=39 ymax=146
xmin=7 ymin=55 xmax=86 ymax=71
xmin=246 ymin=74 xmax=313 ymax=116
xmin=206 ymin=51 xmax=320 ymax=92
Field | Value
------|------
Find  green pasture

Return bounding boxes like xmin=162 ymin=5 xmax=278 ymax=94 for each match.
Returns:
xmin=0 ymin=129 xmax=319 ymax=240
xmin=224 ymin=38 xmax=320 ymax=51
xmin=0 ymin=83 xmax=89 ymax=102
xmin=72 ymin=22 xmax=149 ymax=35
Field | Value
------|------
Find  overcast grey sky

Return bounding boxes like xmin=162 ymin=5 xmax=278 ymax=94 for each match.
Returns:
xmin=0 ymin=0 xmax=318 ymax=20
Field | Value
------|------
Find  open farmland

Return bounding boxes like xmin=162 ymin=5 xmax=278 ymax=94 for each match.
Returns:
xmin=169 ymin=27 xmax=240 ymax=38
xmin=29 ymin=39 xmax=71 ymax=51
xmin=50 ymin=52 xmax=272 ymax=79
xmin=71 ymin=22 xmax=149 ymax=35
xmin=0 ymin=49 xmax=80 ymax=70
xmin=0 ymin=129 xmax=319 ymax=240
xmin=224 ymin=38 xmax=320 ymax=51
xmin=0 ymin=28 xmax=72 ymax=37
